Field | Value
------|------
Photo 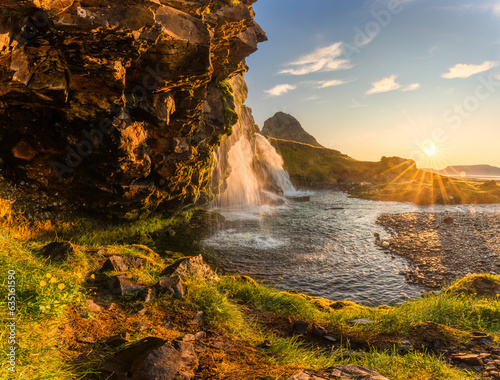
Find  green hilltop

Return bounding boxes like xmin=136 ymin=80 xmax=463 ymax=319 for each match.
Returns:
xmin=263 ymin=116 xmax=500 ymax=206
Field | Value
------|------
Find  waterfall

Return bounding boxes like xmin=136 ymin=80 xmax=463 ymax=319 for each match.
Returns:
xmin=254 ymin=134 xmax=297 ymax=197
xmin=212 ymin=136 xmax=262 ymax=208
xmin=209 ymin=75 xmax=305 ymax=212
xmin=210 ymin=132 xmax=302 ymax=211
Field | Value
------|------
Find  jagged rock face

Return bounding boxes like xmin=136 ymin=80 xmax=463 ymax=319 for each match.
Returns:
xmin=0 ymin=0 xmax=266 ymax=218
xmin=262 ymin=112 xmax=323 ymax=148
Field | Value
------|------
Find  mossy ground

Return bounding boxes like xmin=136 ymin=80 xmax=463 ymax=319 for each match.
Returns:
xmin=1 ymin=202 xmax=498 ymax=379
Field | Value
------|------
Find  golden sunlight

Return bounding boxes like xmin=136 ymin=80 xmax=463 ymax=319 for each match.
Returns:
xmin=425 ymin=144 xmax=437 ymax=156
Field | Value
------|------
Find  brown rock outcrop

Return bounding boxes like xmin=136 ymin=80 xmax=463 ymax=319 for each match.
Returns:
xmin=0 ymin=0 xmax=266 ymax=217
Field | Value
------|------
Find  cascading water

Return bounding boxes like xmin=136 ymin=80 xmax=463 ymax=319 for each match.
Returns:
xmin=253 ymin=134 xmax=297 ymax=197
xmin=212 ymin=136 xmax=262 ymax=208
xmin=210 ymin=132 xmax=296 ymax=210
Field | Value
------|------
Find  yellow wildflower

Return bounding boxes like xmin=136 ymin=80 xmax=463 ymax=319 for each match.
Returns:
xmin=90 ymin=274 xmax=95 ymax=279
xmin=58 ymin=283 xmax=65 ymax=290
xmin=50 ymin=277 xmax=57 ymax=283
xmin=40 ymin=280 xmax=47 ymax=287
xmin=45 ymin=273 xmax=52 ymax=278
xmin=76 ymin=273 xmax=82 ymax=279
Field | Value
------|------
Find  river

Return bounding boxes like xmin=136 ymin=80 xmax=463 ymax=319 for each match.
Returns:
xmin=202 ymin=190 xmax=500 ymax=306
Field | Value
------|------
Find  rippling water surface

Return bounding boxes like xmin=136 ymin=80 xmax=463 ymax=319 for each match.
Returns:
xmin=202 ymin=190 xmax=500 ymax=305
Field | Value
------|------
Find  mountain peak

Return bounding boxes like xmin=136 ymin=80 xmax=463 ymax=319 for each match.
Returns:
xmin=262 ymin=112 xmax=323 ymax=147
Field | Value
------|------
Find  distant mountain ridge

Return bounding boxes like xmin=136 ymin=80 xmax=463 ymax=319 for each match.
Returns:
xmin=426 ymin=165 xmax=500 ymax=177
xmin=262 ymin=112 xmax=323 ymax=147
xmin=264 ymin=112 xmax=500 ymax=205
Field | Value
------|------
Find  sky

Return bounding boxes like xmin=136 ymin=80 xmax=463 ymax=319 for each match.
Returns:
xmin=244 ymin=0 xmax=500 ymax=170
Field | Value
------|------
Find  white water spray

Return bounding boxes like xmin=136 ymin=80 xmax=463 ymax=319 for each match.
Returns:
xmin=254 ymin=134 xmax=297 ymax=197
xmin=209 ymin=76 xmax=309 ymax=213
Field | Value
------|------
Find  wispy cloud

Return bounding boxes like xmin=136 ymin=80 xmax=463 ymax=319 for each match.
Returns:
xmin=441 ymin=61 xmax=498 ymax=79
xmin=265 ymin=84 xmax=296 ymax=97
xmin=366 ymin=75 xmax=401 ymax=95
xmin=437 ymin=3 xmax=500 ymax=14
xmin=306 ymin=95 xmax=320 ymax=101
xmin=317 ymin=79 xmax=350 ymax=89
xmin=402 ymin=83 xmax=421 ymax=91
xmin=350 ymin=98 xmax=369 ymax=108
xmin=279 ymin=43 xmax=352 ymax=76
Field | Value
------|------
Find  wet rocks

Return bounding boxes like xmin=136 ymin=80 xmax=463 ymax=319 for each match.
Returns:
xmin=377 ymin=212 xmax=500 ymax=288
xmin=287 ymin=366 xmax=389 ymax=380
xmin=40 ymin=241 xmax=74 ymax=262
xmin=101 ymin=337 xmax=198 ymax=380
xmin=444 ymin=216 xmax=454 ymax=224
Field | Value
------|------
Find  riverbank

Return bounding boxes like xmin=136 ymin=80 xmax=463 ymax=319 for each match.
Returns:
xmin=2 ymin=203 xmax=500 ymax=379
xmin=377 ymin=211 xmax=500 ymax=289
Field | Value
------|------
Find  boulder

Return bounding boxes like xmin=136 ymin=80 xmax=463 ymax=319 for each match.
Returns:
xmin=108 ymin=275 xmax=146 ymax=296
xmin=40 ymin=241 xmax=74 ymax=262
xmin=161 ymin=255 xmax=219 ymax=282
xmin=100 ymin=255 xmax=144 ymax=272
xmin=155 ymin=276 xmax=185 ymax=299
xmin=101 ymin=337 xmax=198 ymax=380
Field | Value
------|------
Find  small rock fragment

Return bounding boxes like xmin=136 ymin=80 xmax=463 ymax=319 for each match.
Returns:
xmin=86 ymin=299 xmax=102 ymax=313
xmin=293 ymin=320 xmax=309 ymax=335
xmin=155 ymin=276 xmax=185 ymax=299
xmin=192 ymin=311 xmax=204 ymax=323
xmin=40 ymin=242 xmax=74 ymax=262
xmin=263 ymin=340 xmax=272 ymax=348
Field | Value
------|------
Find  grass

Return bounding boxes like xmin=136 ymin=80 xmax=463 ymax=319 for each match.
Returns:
xmin=1 ymin=203 xmax=495 ymax=379
xmin=185 ymin=276 xmax=482 ymax=379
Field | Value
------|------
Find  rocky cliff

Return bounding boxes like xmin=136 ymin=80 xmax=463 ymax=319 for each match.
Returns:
xmin=262 ymin=112 xmax=323 ymax=148
xmin=0 ymin=0 xmax=266 ymax=218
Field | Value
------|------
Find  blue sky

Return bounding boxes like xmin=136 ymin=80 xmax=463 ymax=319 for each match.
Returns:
xmin=244 ymin=0 xmax=500 ymax=169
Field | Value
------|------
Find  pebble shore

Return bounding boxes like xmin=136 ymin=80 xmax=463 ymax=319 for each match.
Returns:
xmin=377 ymin=211 xmax=500 ymax=288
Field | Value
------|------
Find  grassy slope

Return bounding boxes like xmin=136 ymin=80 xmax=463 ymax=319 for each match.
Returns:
xmin=270 ymin=137 xmax=500 ymax=205
xmin=0 ymin=201 xmax=497 ymax=379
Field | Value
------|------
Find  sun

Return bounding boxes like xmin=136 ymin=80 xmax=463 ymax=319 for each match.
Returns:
xmin=424 ymin=144 xmax=437 ymax=156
